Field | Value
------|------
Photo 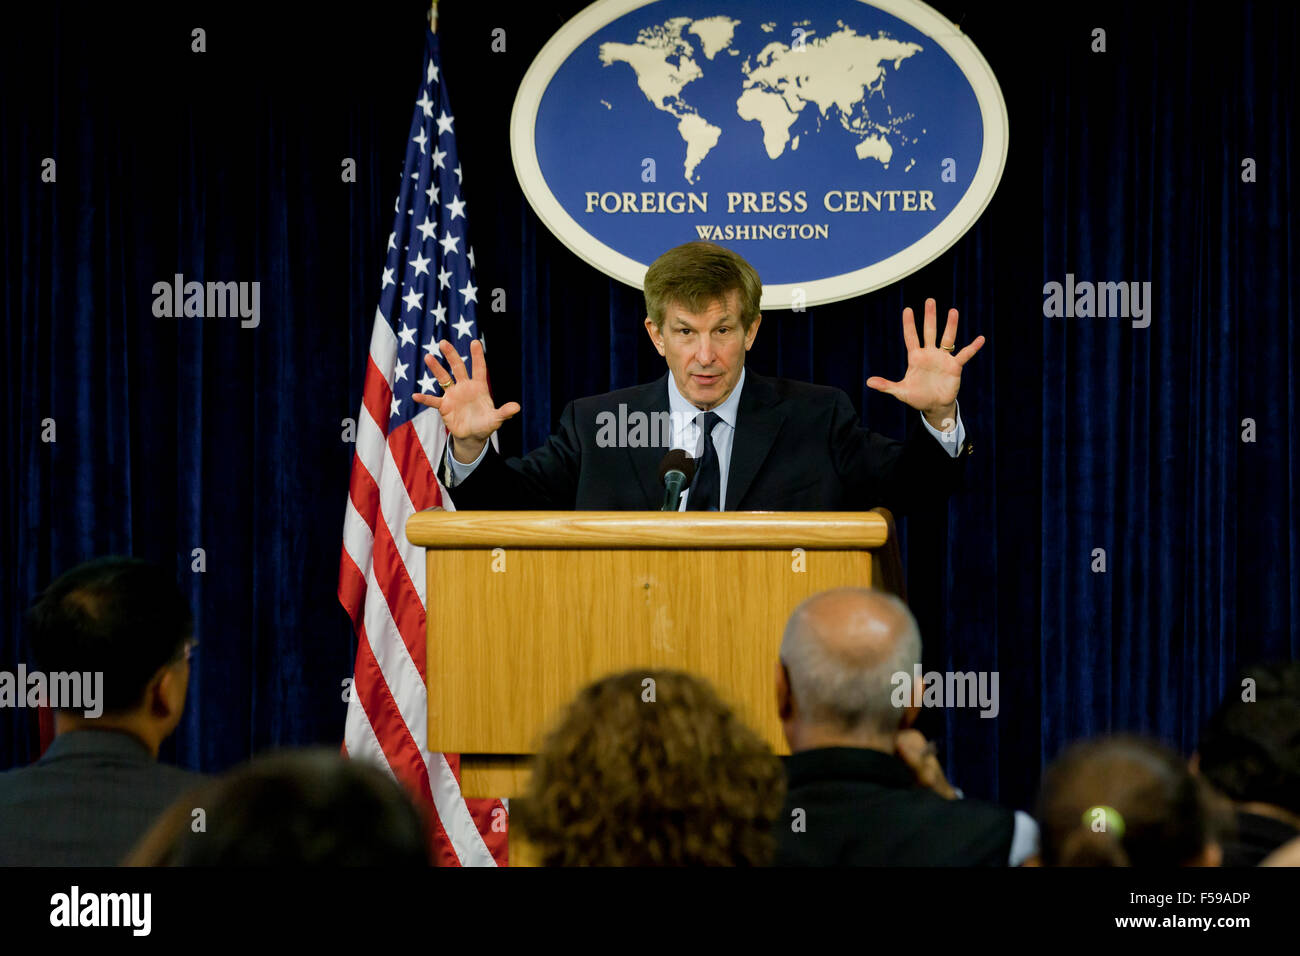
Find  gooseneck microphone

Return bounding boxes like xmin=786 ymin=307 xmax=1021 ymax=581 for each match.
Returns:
xmin=657 ymin=449 xmax=697 ymax=511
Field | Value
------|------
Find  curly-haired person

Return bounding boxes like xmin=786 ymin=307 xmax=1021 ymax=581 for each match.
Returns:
xmin=512 ymin=669 xmax=785 ymax=866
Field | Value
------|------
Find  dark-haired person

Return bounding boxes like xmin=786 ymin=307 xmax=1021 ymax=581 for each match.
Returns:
xmin=124 ymin=749 xmax=430 ymax=866
xmin=773 ymin=587 xmax=1036 ymax=866
xmin=512 ymin=669 xmax=785 ymax=865
xmin=416 ymin=241 xmax=982 ymax=513
xmin=1032 ymin=735 xmax=1223 ymax=867
xmin=0 ymin=556 xmax=202 ymax=865
xmin=1194 ymin=661 xmax=1300 ymax=865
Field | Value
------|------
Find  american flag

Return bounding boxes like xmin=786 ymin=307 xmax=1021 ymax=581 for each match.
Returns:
xmin=338 ymin=28 xmax=508 ymax=867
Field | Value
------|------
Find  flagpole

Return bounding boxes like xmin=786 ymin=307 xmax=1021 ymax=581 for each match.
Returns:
xmin=430 ymin=1 xmax=438 ymax=34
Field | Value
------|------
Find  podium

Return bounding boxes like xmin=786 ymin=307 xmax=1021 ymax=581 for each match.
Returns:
xmin=406 ymin=508 xmax=904 ymax=800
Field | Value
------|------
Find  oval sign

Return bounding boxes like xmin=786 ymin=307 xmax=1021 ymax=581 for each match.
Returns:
xmin=511 ymin=0 xmax=1008 ymax=309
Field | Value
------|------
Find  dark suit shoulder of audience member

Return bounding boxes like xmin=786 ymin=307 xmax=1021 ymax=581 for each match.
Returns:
xmin=0 ymin=729 xmax=202 ymax=866
xmin=777 ymin=746 xmax=1014 ymax=866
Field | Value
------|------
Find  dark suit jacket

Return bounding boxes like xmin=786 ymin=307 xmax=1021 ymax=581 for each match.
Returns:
xmin=443 ymin=370 xmax=972 ymax=512
xmin=775 ymin=747 xmax=1014 ymax=866
xmin=0 ymin=730 xmax=203 ymax=866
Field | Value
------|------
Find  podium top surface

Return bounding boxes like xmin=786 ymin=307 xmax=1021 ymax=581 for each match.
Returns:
xmin=406 ymin=509 xmax=890 ymax=549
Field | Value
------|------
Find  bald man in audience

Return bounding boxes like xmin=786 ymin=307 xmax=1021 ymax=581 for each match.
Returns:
xmin=773 ymin=587 xmax=1036 ymax=866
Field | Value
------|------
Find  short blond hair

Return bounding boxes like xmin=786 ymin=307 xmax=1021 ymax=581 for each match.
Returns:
xmin=643 ymin=241 xmax=762 ymax=331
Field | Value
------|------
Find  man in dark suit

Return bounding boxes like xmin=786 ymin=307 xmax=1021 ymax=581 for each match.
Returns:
xmin=414 ymin=241 xmax=984 ymax=512
xmin=0 ymin=557 xmax=203 ymax=865
xmin=772 ymin=587 xmax=1037 ymax=866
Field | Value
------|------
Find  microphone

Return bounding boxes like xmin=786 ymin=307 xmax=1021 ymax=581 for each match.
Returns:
xmin=657 ymin=449 xmax=696 ymax=511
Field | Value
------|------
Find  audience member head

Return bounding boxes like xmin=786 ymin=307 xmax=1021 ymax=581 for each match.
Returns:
xmin=513 ymin=669 xmax=785 ymax=865
xmin=777 ymin=587 xmax=922 ymax=753
xmin=1035 ymin=735 xmax=1222 ymax=867
xmin=1196 ymin=661 xmax=1300 ymax=821
xmin=126 ymin=749 xmax=431 ymax=865
xmin=26 ymin=556 xmax=194 ymax=754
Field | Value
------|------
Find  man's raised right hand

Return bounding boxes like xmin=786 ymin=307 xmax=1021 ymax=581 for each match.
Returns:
xmin=412 ymin=339 xmax=521 ymax=463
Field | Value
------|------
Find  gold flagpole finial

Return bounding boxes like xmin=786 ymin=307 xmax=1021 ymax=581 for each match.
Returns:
xmin=430 ymin=2 xmax=439 ymax=34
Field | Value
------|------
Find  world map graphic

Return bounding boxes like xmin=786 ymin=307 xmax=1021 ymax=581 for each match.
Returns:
xmin=598 ymin=16 xmax=924 ymax=183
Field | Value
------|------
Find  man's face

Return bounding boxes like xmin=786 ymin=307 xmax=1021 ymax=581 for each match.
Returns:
xmin=643 ymin=290 xmax=761 ymax=410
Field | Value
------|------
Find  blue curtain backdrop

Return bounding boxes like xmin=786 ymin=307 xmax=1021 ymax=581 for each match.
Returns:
xmin=2 ymin=1 xmax=1295 ymax=813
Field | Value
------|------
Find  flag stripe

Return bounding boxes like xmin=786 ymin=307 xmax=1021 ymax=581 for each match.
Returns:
xmin=362 ymin=353 xmax=395 ymax=441
xmin=347 ymin=627 xmax=464 ymax=866
xmin=389 ymin=417 xmax=440 ymax=514
xmin=369 ymin=503 xmax=428 ymax=675
xmin=337 ymin=542 xmax=368 ymax=634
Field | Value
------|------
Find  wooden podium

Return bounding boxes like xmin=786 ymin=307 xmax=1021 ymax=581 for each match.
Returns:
xmin=406 ymin=508 xmax=904 ymax=800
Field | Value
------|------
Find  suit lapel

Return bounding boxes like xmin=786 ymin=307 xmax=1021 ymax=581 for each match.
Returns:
xmin=726 ymin=371 xmax=787 ymax=509
xmin=623 ymin=374 xmax=672 ymax=508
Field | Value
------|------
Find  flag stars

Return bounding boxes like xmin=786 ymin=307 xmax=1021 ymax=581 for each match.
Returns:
xmin=418 ymin=371 xmax=436 ymax=393
xmin=398 ymin=323 xmax=417 ymax=346
xmin=409 ymin=251 xmax=431 ymax=277
xmin=436 ymin=110 xmax=455 ymax=135
xmin=431 ymin=301 xmax=447 ymax=325
xmin=437 ymin=267 xmax=452 ymax=290
xmin=387 ymin=232 xmax=396 ymax=251
xmin=390 ymin=395 xmax=402 ymax=418
xmin=416 ymin=216 xmax=437 ymax=242
xmin=381 ymin=267 xmax=395 ymax=289
xmin=402 ymin=288 xmax=424 ymax=312
xmin=423 ymin=334 xmax=440 ymax=354
xmin=426 ymin=183 xmax=439 ymax=205
xmin=454 ymin=164 xmax=463 ymax=183
xmin=394 ymin=359 xmax=409 ymax=383
xmin=453 ymin=315 xmax=474 ymax=338
xmin=431 ymin=146 xmax=447 ymax=169
xmin=467 ymin=246 xmax=476 ymax=269
xmin=416 ymin=91 xmax=434 ymax=118
xmin=427 ymin=61 xmax=439 ymax=84
xmin=413 ymin=127 xmax=429 ymax=154
xmin=439 ymin=232 xmax=460 ymax=256
xmin=459 ymin=281 xmax=478 ymax=304
xmin=446 ymin=196 xmax=466 ymax=220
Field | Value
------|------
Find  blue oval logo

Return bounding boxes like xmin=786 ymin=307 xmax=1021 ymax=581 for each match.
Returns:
xmin=512 ymin=0 xmax=1008 ymax=307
